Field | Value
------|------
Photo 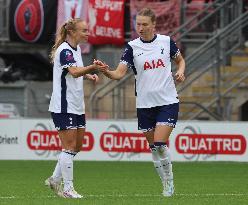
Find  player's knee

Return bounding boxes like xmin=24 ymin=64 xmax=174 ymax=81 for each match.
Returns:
xmin=154 ymin=142 xmax=168 ymax=157
xmin=63 ymin=141 xmax=77 ymax=151
xmin=150 ymin=144 xmax=160 ymax=161
xmin=75 ymin=146 xmax=81 ymax=153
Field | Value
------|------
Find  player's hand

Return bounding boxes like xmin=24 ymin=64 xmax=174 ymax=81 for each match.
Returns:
xmin=175 ymin=70 xmax=185 ymax=83
xmin=94 ymin=59 xmax=104 ymax=66
xmin=85 ymin=74 xmax=99 ymax=84
xmin=94 ymin=59 xmax=109 ymax=73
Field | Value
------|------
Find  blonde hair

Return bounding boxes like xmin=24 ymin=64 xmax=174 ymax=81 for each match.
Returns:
xmin=137 ymin=8 xmax=156 ymax=23
xmin=50 ymin=18 xmax=83 ymax=63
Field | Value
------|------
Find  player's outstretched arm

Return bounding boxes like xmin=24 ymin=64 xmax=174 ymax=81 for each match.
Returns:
xmin=174 ymin=53 xmax=186 ymax=83
xmin=67 ymin=63 xmax=107 ymax=78
xmin=96 ymin=60 xmax=128 ymax=80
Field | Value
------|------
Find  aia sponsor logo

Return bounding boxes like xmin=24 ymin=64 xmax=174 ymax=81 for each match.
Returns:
xmin=14 ymin=0 xmax=44 ymax=42
xmin=175 ymin=134 xmax=246 ymax=155
xmin=144 ymin=59 xmax=165 ymax=70
xmin=100 ymin=132 xmax=150 ymax=153
xmin=27 ymin=130 xmax=94 ymax=151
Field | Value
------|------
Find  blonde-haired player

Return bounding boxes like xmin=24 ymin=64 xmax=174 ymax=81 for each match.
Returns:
xmin=45 ymin=18 xmax=107 ymax=198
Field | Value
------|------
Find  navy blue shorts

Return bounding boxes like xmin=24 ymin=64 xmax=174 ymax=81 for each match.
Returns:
xmin=137 ymin=103 xmax=179 ymax=132
xmin=51 ymin=113 xmax=86 ymax=131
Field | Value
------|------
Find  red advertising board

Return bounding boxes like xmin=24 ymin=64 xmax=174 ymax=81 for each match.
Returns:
xmin=27 ymin=130 xmax=94 ymax=151
xmin=175 ymin=134 xmax=246 ymax=155
xmin=88 ymin=0 xmax=125 ymax=45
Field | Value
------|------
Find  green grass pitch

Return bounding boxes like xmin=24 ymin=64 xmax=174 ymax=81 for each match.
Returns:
xmin=0 ymin=161 xmax=247 ymax=205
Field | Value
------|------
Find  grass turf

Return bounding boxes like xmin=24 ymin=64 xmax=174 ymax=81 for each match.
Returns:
xmin=0 ymin=161 xmax=247 ymax=205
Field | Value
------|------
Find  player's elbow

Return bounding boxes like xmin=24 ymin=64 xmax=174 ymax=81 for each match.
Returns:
xmin=71 ymin=72 xmax=80 ymax=78
xmin=116 ymin=76 xmax=124 ymax=80
xmin=116 ymin=70 xmax=125 ymax=80
xmin=69 ymin=69 xmax=80 ymax=78
xmin=111 ymin=74 xmax=122 ymax=80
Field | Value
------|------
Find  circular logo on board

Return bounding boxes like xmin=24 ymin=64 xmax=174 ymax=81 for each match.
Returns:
xmin=14 ymin=0 xmax=44 ymax=42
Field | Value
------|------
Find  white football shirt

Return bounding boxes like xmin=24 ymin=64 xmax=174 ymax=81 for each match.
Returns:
xmin=49 ymin=42 xmax=85 ymax=114
xmin=120 ymin=34 xmax=180 ymax=108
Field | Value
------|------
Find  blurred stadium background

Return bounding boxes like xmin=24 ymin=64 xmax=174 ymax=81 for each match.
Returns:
xmin=0 ymin=0 xmax=248 ymax=204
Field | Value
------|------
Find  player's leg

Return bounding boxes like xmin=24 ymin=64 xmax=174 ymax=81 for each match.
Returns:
xmin=154 ymin=125 xmax=174 ymax=197
xmin=143 ymin=130 xmax=165 ymax=183
xmin=75 ymin=128 xmax=84 ymax=152
xmin=154 ymin=125 xmax=173 ymax=180
xmin=63 ymin=127 xmax=85 ymax=198
xmin=154 ymin=125 xmax=174 ymax=181
xmin=62 ymin=127 xmax=85 ymax=198
xmin=59 ymin=128 xmax=82 ymax=198
xmin=62 ymin=114 xmax=86 ymax=198
xmin=45 ymin=153 xmax=63 ymax=195
xmin=52 ymin=158 xmax=62 ymax=182
xmin=45 ymin=152 xmax=62 ymax=184
xmin=45 ymin=113 xmax=67 ymax=196
xmin=137 ymin=108 xmax=165 ymax=185
xmin=154 ymin=103 xmax=179 ymax=197
xmin=45 ymin=159 xmax=63 ymax=197
xmin=49 ymin=113 xmax=81 ymax=198
xmin=75 ymin=114 xmax=86 ymax=153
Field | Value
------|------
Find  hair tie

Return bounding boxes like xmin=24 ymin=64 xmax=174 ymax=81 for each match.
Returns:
xmin=63 ymin=22 xmax=67 ymax=29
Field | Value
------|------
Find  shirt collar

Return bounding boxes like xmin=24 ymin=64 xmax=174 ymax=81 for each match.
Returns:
xmin=140 ymin=34 xmax=157 ymax=43
xmin=65 ymin=41 xmax=77 ymax=51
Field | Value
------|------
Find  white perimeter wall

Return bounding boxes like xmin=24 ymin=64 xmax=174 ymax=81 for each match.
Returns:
xmin=0 ymin=119 xmax=247 ymax=162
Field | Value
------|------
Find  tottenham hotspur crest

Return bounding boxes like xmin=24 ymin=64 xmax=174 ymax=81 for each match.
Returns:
xmin=161 ymin=47 xmax=164 ymax=54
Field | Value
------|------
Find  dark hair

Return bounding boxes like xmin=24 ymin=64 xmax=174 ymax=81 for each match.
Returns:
xmin=50 ymin=18 xmax=83 ymax=63
xmin=137 ymin=8 xmax=156 ymax=23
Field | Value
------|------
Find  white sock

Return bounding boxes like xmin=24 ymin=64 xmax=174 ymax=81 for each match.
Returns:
xmin=155 ymin=144 xmax=173 ymax=181
xmin=51 ymin=153 xmax=62 ymax=182
xmin=59 ymin=150 xmax=76 ymax=191
xmin=150 ymin=145 xmax=165 ymax=183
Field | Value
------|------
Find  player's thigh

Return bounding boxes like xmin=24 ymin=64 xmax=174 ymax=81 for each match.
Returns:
xmin=137 ymin=108 xmax=156 ymax=145
xmin=59 ymin=129 xmax=78 ymax=150
xmin=143 ymin=130 xmax=155 ymax=145
xmin=154 ymin=103 xmax=179 ymax=142
xmin=51 ymin=112 xmax=79 ymax=149
xmin=154 ymin=125 xmax=173 ymax=142
xmin=76 ymin=128 xmax=85 ymax=149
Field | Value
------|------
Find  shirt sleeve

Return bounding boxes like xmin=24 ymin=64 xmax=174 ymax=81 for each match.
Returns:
xmin=170 ymin=38 xmax=180 ymax=59
xmin=120 ymin=44 xmax=134 ymax=69
xmin=60 ymin=49 xmax=77 ymax=69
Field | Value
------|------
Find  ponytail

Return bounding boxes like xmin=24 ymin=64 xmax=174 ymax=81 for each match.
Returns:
xmin=49 ymin=23 xmax=67 ymax=63
xmin=49 ymin=18 xmax=83 ymax=63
